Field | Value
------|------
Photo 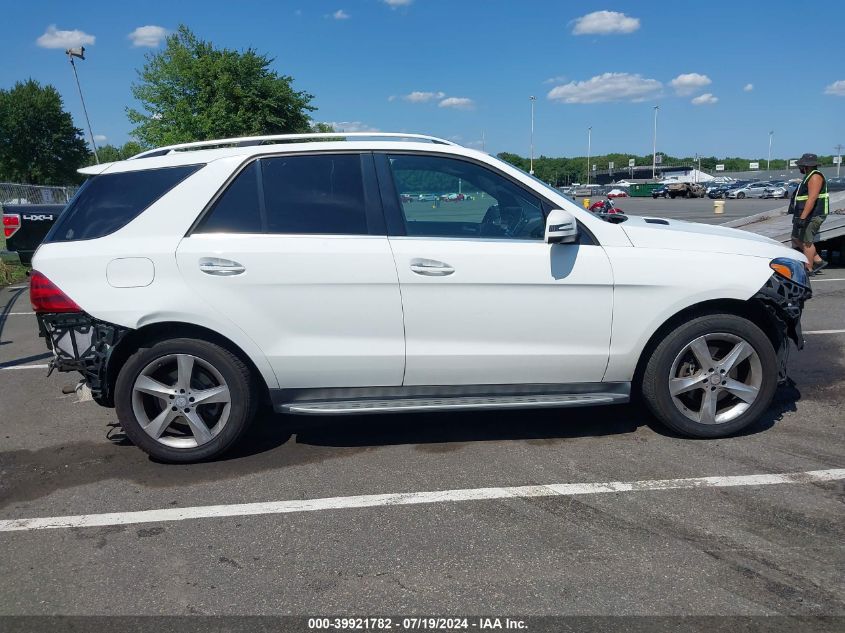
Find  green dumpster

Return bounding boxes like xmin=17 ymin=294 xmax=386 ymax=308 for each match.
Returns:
xmin=629 ymin=183 xmax=662 ymax=197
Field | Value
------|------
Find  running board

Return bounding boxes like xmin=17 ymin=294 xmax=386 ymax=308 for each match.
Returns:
xmin=281 ymin=393 xmax=628 ymax=415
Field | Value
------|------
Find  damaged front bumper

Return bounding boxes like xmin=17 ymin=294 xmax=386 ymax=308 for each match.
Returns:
xmin=37 ymin=312 xmax=129 ymax=405
xmin=752 ymin=273 xmax=812 ymax=382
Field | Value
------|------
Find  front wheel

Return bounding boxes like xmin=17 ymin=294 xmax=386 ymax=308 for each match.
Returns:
xmin=641 ymin=314 xmax=778 ymax=438
xmin=115 ymin=338 xmax=258 ymax=462
xmin=737 ymin=192 xmax=746 ymax=199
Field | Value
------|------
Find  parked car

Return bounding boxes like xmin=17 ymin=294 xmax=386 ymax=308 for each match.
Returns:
xmin=2 ymin=204 xmax=65 ymax=264
xmin=651 ymin=186 xmax=669 ymax=199
xmin=606 ymin=189 xmax=629 ymax=198
xmin=707 ymin=184 xmax=734 ymax=199
xmin=31 ymin=132 xmax=811 ymax=462
xmin=666 ymin=182 xmax=706 ymax=199
xmin=827 ymin=177 xmax=845 ymax=192
xmin=727 ymin=182 xmax=774 ymax=199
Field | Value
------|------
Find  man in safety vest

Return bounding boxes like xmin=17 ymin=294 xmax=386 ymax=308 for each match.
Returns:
xmin=790 ymin=153 xmax=829 ymax=274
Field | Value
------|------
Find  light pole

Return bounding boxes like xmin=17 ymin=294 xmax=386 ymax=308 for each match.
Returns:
xmin=652 ymin=105 xmax=659 ymax=181
xmin=65 ymin=47 xmax=99 ymax=164
xmin=586 ymin=126 xmax=592 ymax=185
xmin=529 ymin=96 xmax=536 ymax=174
xmin=767 ymin=130 xmax=773 ymax=172
xmin=836 ymin=144 xmax=843 ymax=178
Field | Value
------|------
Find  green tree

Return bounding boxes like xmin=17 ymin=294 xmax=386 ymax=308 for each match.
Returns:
xmin=86 ymin=141 xmax=147 ymax=165
xmin=128 ymin=25 xmax=316 ymax=146
xmin=0 ymin=79 xmax=90 ymax=184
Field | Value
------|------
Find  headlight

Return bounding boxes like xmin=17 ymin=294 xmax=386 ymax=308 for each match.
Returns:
xmin=770 ymin=257 xmax=809 ymax=287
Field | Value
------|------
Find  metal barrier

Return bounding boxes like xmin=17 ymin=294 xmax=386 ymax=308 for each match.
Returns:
xmin=0 ymin=182 xmax=77 ymax=206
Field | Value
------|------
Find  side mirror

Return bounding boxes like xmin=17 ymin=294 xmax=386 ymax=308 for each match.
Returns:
xmin=545 ymin=209 xmax=579 ymax=244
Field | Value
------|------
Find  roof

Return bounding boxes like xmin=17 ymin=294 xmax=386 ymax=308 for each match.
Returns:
xmin=78 ymin=132 xmax=462 ymax=175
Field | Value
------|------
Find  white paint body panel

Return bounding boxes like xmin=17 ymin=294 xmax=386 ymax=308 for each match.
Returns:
xmin=389 ymin=237 xmax=613 ymax=384
xmin=32 ymin=138 xmax=808 ymax=397
xmin=176 ymin=234 xmax=405 ymax=388
xmin=106 ymin=257 xmax=154 ymax=288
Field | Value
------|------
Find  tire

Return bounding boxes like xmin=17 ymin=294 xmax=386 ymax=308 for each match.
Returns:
xmin=641 ymin=314 xmax=778 ymax=438
xmin=737 ymin=192 xmax=746 ymax=199
xmin=115 ymin=338 xmax=258 ymax=462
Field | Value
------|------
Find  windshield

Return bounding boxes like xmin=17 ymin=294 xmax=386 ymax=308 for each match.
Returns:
xmin=488 ymin=155 xmax=567 ymax=200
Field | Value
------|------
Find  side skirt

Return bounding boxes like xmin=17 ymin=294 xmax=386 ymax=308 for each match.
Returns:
xmin=270 ymin=382 xmax=630 ymax=416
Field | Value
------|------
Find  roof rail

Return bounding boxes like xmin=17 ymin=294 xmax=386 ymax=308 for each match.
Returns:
xmin=129 ymin=132 xmax=458 ymax=159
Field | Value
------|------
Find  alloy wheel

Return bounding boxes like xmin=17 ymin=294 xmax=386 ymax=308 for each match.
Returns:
xmin=668 ymin=333 xmax=763 ymax=425
xmin=131 ymin=353 xmax=232 ymax=448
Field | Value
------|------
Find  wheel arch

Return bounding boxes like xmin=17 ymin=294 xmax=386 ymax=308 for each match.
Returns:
xmin=103 ymin=321 xmax=274 ymax=408
xmin=630 ymin=297 xmax=782 ymax=396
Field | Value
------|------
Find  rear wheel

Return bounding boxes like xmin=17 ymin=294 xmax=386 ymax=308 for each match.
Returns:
xmin=641 ymin=314 xmax=778 ymax=438
xmin=115 ymin=338 xmax=258 ymax=462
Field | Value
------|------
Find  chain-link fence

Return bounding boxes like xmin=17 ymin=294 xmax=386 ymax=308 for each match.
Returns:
xmin=0 ymin=182 xmax=77 ymax=206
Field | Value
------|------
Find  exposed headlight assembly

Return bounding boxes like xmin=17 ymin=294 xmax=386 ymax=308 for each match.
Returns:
xmin=770 ymin=257 xmax=809 ymax=287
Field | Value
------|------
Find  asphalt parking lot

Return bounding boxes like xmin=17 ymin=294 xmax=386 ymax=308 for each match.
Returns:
xmin=0 ymin=262 xmax=843 ymax=618
xmin=597 ymin=196 xmax=783 ymax=224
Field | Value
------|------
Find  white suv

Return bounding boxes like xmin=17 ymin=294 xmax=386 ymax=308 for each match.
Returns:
xmin=31 ymin=133 xmax=812 ymax=462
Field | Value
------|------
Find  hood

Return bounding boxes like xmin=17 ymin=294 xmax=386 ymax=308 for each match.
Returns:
xmin=620 ymin=215 xmax=804 ymax=261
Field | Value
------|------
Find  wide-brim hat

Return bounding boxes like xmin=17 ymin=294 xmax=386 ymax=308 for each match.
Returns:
xmin=797 ymin=153 xmax=820 ymax=167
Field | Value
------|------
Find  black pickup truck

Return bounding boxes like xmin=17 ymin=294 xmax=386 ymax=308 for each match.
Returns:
xmin=2 ymin=204 xmax=65 ymax=264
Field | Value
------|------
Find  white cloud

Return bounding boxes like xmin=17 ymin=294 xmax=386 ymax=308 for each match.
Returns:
xmin=691 ymin=93 xmax=718 ymax=105
xmin=543 ymin=75 xmax=567 ymax=84
xmin=403 ymin=90 xmax=446 ymax=103
xmin=36 ymin=25 xmax=95 ymax=49
xmin=322 ymin=121 xmax=380 ymax=132
xmin=669 ymin=73 xmax=711 ymax=96
xmin=743 ymin=83 xmax=754 ymax=92
xmin=824 ymin=80 xmax=845 ymax=96
xmin=383 ymin=0 xmax=413 ymax=6
xmin=572 ymin=11 xmax=640 ymax=35
xmin=128 ymin=25 xmax=167 ymax=48
xmin=331 ymin=9 xmax=350 ymax=20
xmin=438 ymin=97 xmax=475 ymax=110
xmin=93 ymin=134 xmax=107 ymax=143
xmin=547 ymin=73 xmax=661 ymax=104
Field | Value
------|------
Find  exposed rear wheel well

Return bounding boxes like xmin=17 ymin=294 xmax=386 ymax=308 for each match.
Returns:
xmin=631 ymin=298 xmax=782 ymax=398
xmin=104 ymin=322 xmax=270 ymax=408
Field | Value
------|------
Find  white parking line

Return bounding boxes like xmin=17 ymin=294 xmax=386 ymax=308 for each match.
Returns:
xmin=0 ymin=468 xmax=841 ymax=533
xmin=811 ymin=278 xmax=845 ymax=283
xmin=0 ymin=364 xmax=49 ymax=371
xmin=5 ymin=285 xmax=28 ymax=290
xmin=804 ymin=329 xmax=845 ymax=335
xmin=3 ymin=312 xmax=34 ymax=316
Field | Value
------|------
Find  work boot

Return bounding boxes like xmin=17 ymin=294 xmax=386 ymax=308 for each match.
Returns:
xmin=810 ymin=260 xmax=828 ymax=275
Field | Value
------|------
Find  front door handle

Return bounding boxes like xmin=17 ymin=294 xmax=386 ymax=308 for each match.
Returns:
xmin=199 ymin=257 xmax=245 ymax=276
xmin=410 ymin=258 xmax=455 ymax=276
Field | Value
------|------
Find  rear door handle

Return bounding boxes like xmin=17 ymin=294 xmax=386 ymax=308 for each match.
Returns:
xmin=409 ymin=258 xmax=455 ymax=276
xmin=199 ymin=257 xmax=245 ymax=276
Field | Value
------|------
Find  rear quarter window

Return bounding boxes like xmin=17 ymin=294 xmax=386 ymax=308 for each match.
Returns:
xmin=44 ymin=164 xmax=203 ymax=243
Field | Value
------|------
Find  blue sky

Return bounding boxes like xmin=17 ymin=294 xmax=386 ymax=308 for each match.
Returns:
xmin=4 ymin=1 xmax=843 ymax=159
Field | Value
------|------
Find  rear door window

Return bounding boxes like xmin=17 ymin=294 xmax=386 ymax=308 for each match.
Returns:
xmin=45 ymin=164 xmax=202 ymax=243
xmin=194 ymin=161 xmax=264 ymax=234
xmin=261 ymin=154 xmax=368 ymax=235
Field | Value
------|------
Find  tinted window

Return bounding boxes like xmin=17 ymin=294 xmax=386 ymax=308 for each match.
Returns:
xmin=194 ymin=161 xmax=263 ymax=233
xmin=388 ymin=154 xmax=544 ymax=239
xmin=261 ymin=154 xmax=367 ymax=235
xmin=45 ymin=165 xmax=202 ymax=243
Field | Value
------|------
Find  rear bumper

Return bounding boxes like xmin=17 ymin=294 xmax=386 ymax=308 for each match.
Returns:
xmin=37 ymin=312 xmax=129 ymax=405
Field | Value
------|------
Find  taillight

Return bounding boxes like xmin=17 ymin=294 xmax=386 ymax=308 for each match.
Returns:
xmin=30 ymin=270 xmax=82 ymax=313
xmin=2 ymin=214 xmax=20 ymax=239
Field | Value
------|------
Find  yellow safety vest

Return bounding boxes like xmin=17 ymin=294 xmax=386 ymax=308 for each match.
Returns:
xmin=793 ymin=169 xmax=829 ymax=217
